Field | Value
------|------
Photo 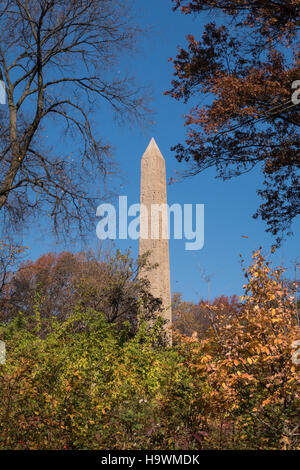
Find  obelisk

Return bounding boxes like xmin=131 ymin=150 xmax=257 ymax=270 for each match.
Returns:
xmin=139 ymin=138 xmax=172 ymax=343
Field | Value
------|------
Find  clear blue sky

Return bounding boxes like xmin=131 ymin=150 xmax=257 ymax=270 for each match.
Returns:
xmin=21 ymin=0 xmax=299 ymax=303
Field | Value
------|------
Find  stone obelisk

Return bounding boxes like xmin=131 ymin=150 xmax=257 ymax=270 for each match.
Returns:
xmin=139 ymin=138 xmax=172 ymax=343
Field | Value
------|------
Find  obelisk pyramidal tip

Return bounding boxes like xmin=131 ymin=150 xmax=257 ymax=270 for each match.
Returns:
xmin=142 ymin=137 xmax=164 ymax=160
xmin=139 ymin=138 xmax=172 ymax=344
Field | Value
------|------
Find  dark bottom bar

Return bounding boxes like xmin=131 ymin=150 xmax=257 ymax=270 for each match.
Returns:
xmin=0 ymin=450 xmax=296 ymax=466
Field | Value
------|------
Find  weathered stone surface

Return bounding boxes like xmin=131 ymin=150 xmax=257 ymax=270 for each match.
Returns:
xmin=139 ymin=138 xmax=172 ymax=343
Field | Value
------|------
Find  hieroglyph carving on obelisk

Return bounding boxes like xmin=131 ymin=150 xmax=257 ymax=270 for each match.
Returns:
xmin=139 ymin=138 xmax=172 ymax=342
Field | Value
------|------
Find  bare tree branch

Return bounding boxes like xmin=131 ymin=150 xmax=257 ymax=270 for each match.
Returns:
xmin=0 ymin=0 xmax=150 ymax=238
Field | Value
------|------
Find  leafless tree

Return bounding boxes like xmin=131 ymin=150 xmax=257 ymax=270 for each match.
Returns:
xmin=0 ymin=238 xmax=25 ymax=302
xmin=0 ymin=0 xmax=149 ymax=237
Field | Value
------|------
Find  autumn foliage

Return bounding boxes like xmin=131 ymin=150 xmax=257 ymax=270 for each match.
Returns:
xmin=177 ymin=249 xmax=300 ymax=449
xmin=0 ymin=249 xmax=162 ymax=331
xmin=166 ymin=0 xmax=300 ymax=243
xmin=0 ymin=249 xmax=299 ymax=449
